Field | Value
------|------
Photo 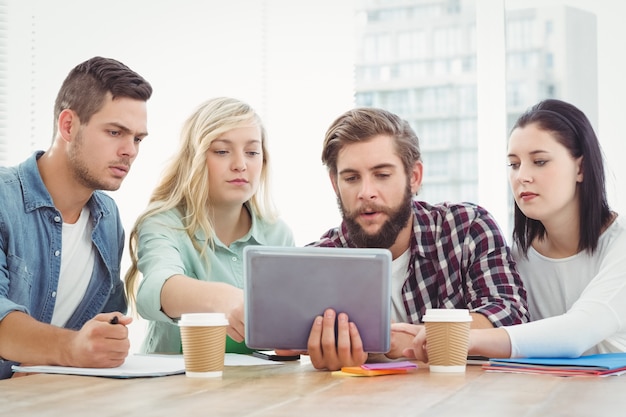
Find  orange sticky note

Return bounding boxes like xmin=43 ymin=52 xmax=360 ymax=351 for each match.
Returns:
xmin=339 ymin=366 xmax=409 ymax=376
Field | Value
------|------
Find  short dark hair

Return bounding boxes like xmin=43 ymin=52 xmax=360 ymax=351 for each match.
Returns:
xmin=53 ymin=56 xmax=153 ymax=135
xmin=321 ymin=107 xmax=421 ymax=177
xmin=511 ymin=98 xmax=611 ymax=254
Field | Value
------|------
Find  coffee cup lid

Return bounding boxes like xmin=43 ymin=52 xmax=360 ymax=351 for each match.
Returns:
xmin=422 ymin=308 xmax=473 ymax=322
xmin=178 ymin=313 xmax=229 ymax=326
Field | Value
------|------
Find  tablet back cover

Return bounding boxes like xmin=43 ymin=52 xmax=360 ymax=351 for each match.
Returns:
xmin=244 ymin=246 xmax=391 ymax=352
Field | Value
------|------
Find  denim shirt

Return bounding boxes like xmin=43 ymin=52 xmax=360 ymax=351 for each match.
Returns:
xmin=0 ymin=151 xmax=127 ymax=379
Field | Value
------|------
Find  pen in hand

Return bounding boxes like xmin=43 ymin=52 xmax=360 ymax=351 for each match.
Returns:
xmin=110 ymin=316 xmax=119 ymax=325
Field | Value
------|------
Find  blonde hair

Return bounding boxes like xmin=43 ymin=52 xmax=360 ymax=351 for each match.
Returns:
xmin=124 ymin=97 xmax=277 ymax=309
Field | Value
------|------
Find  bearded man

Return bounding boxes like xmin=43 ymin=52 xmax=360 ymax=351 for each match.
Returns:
xmin=304 ymin=107 xmax=529 ymax=371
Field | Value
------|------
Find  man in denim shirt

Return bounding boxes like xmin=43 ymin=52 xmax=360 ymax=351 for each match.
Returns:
xmin=0 ymin=57 xmax=152 ymax=379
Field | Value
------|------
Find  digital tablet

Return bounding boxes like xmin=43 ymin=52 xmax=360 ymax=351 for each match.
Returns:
xmin=243 ymin=246 xmax=392 ymax=353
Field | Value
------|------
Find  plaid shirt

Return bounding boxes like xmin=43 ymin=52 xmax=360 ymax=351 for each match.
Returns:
xmin=311 ymin=200 xmax=529 ymax=327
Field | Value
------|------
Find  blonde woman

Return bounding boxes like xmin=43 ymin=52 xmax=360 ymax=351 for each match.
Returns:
xmin=125 ymin=97 xmax=294 ymax=354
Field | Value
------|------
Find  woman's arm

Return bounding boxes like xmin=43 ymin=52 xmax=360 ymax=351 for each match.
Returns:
xmin=160 ymin=275 xmax=245 ymax=341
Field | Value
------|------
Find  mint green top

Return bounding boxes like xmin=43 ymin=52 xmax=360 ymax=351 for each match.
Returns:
xmin=135 ymin=205 xmax=294 ymax=354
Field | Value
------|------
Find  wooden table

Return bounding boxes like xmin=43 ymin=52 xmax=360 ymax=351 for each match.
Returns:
xmin=1 ymin=357 xmax=623 ymax=416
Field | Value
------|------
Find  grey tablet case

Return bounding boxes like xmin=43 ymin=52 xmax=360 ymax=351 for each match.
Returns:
xmin=243 ymin=246 xmax=392 ymax=353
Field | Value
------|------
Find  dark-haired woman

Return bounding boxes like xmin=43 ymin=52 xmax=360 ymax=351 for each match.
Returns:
xmin=400 ymin=99 xmax=626 ymax=360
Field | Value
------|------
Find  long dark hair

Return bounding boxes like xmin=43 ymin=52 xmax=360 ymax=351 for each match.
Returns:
xmin=511 ymin=99 xmax=611 ymax=255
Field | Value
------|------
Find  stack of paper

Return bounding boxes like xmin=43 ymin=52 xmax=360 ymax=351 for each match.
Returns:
xmin=11 ymin=353 xmax=283 ymax=378
xmin=12 ymin=354 xmax=186 ymax=378
xmin=483 ymin=352 xmax=626 ymax=377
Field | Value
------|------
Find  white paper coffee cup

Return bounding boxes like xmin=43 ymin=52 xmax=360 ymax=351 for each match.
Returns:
xmin=179 ymin=313 xmax=229 ymax=378
xmin=422 ymin=309 xmax=472 ymax=373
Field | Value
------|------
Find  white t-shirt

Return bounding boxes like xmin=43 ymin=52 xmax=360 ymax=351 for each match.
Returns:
xmin=391 ymin=249 xmax=410 ymax=323
xmin=505 ymin=216 xmax=626 ymax=358
xmin=51 ymin=206 xmax=95 ymax=327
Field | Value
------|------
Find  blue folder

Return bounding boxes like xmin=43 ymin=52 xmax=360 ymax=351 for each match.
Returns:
xmin=489 ymin=352 xmax=626 ymax=370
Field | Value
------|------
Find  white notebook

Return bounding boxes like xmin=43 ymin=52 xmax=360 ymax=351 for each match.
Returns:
xmin=11 ymin=353 xmax=281 ymax=378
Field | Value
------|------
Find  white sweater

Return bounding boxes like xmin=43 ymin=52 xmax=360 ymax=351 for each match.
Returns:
xmin=505 ymin=216 xmax=626 ymax=358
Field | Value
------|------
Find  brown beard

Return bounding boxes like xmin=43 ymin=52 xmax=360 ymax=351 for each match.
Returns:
xmin=338 ymin=184 xmax=413 ymax=249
